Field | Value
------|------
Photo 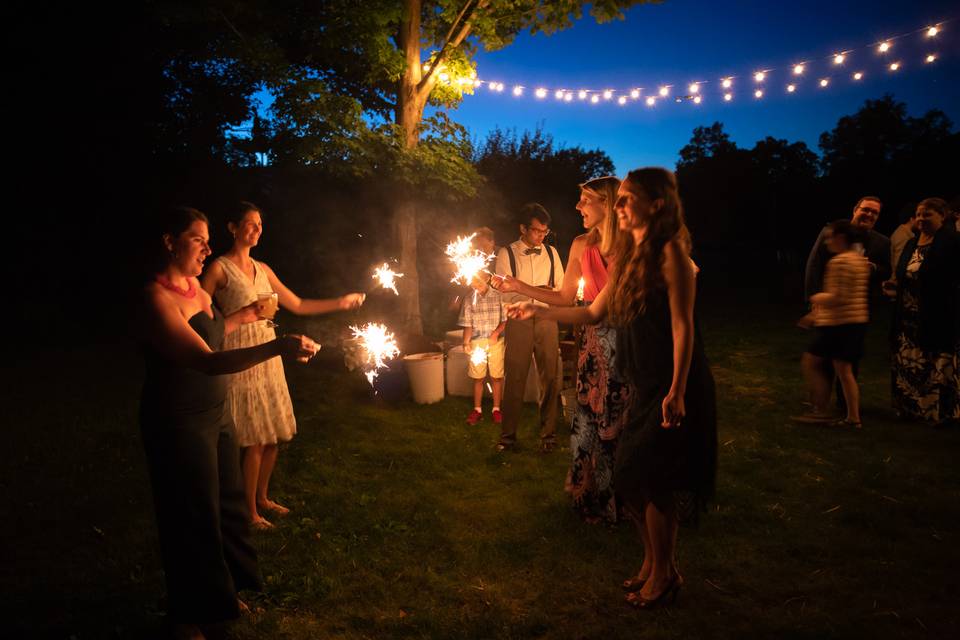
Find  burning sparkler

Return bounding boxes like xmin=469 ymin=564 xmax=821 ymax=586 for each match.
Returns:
xmin=349 ymin=322 xmax=401 ymax=386
xmin=445 ymin=233 xmax=495 ymax=287
xmin=469 ymin=345 xmax=489 ymax=367
xmin=576 ymin=277 xmax=586 ymax=304
xmin=372 ymin=263 xmax=403 ymax=295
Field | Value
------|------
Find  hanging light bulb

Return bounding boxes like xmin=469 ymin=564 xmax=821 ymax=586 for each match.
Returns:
xmin=878 ymin=41 xmax=891 ymax=53
xmin=688 ymin=82 xmax=700 ymax=94
xmin=630 ymin=88 xmax=641 ymax=99
xmin=693 ymin=95 xmax=702 ymax=104
xmin=535 ymin=87 xmax=547 ymax=98
xmin=787 ymin=84 xmax=796 ymax=93
xmin=724 ymin=92 xmax=733 ymax=101
xmin=617 ymin=95 xmax=628 ymax=105
xmin=512 ymin=85 xmax=523 ymax=96
xmin=722 ymin=77 xmax=733 ymax=89
xmin=578 ymin=90 xmax=587 ymax=100
xmin=590 ymin=94 xmax=600 ymax=104
xmin=658 ymin=86 xmax=670 ymax=97
xmin=645 ymin=96 xmax=656 ymax=106
xmin=754 ymin=89 xmax=763 ymax=98
xmin=853 ymin=71 xmax=863 ymax=80
xmin=926 ymin=26 xmax=939 ymax=37
xmin=819 ymin=78 xmax=829 ymax=87
xmin=793 ymin=64 xmax=805 ymax=75
xmin=602 ymin=89 xmax=613 ymax=100
xmin=554 ymin=89 xmax=564 ymax=99
xmin=833 ymin=53 xmax=845 ymax=65
xmin=473 ymin=79 xmax=482 ymax=87
xmin=438 ymin=72 xmax=449 ymax=82
xmin=754 ymin=71 xmax=766 ymax=82
xmin=564 ymin=92 xmax=573 ymax=102
xmin=889 ymin=61 xmax=900 ymax=71
xmin=925 ymin=54 xmax=937 ymax=63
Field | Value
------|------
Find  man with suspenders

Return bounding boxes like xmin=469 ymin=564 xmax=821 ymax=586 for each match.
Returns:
xmin=493 ymin=203 xmax=565 ymax=452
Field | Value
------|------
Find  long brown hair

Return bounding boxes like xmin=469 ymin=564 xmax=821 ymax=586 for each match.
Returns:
xmin=580 ymin=175 xmax=621 ymax=256
xmin=609 ymin=168 xmax=691 ymax=325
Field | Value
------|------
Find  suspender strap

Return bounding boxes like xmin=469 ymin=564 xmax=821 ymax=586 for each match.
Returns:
xmin=507 ymin=246 xmax=517 ymax=278
xmin=546 ymin=244 xmax=555 ymax=289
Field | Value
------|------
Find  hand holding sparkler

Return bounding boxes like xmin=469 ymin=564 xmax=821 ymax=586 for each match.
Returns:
xmin=372 ymin=263 xmax=403 ymax=295
xmin=490 ymin=273 xmax=519 ymax=293
xmin=277 ymin=334 xmax=321 ymax=363
xmin=446 ymin=233 xmax=495 ymax=286
xmin=505 ymin=302 xmax=537 ymax=321
xmin=338 ymin=293 xmax=366 ymax=310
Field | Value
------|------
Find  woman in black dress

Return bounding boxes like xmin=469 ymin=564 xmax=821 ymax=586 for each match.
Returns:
xmin=137 ymin=207 xmax=318 ymax=640
xmin=507 ymin=168 xmax=716 ymax=609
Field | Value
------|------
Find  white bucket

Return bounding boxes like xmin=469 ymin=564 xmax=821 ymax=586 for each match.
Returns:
xmin=403 ymin=352 xmax=445 ymax=404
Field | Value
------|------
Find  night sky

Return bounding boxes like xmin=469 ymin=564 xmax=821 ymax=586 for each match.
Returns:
xmin=448 ymin=0 xmax=960 ymax=173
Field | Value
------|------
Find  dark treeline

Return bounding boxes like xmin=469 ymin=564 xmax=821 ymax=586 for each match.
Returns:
xmin=11 ymin=6 xmax=957 ymax=340
xmin=677 ymin=97 xmax=958 ymax=301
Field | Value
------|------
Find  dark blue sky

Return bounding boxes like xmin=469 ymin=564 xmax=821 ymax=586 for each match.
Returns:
xmin=447 ymin=0 xmax=960 ymax=173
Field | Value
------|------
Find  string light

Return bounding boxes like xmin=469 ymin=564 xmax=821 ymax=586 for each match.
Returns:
xmin=438 ymin=72 xmax=449 ymax=82
xmin=463 ymin=17 xmax=949 ymax=109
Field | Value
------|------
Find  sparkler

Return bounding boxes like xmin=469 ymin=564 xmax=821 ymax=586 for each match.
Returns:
xmin=445 ymin=233 xmax=496 ymax=286
xmin=349 ymin=322 xmax=401 ymax=386
xmin=469 ymin=345 xmax=489 ymax=366
xmin=576 ymin=277 xmax=586 ymax=304
xmin=372 ymin=263 xmax=403 ymax=295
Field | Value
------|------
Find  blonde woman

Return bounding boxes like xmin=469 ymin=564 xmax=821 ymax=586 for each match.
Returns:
xmin=494 ymin=176 xmax=628 ymax=523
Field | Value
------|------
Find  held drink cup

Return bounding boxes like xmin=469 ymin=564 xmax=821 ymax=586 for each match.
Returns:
xmin=257 ymin=292 xmax=279 ymax=320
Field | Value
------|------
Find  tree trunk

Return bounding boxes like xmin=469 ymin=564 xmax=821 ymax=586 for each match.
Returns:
xmin=393 ymin=0 xmax=426 ymax=334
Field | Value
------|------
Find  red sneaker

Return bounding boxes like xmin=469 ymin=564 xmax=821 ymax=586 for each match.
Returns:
xmin=466 ymin=409 xmax=482 ymax=425
xmin=492 ymin=409 xmax=502 ymax=424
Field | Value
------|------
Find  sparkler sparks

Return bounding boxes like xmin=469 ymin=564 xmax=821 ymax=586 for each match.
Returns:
xmin=469 ymin=345 xmax=489 ymax=367
xmin=349 ymin=322 xmax=401 ymax=386
xmin=372 ymin=263 xmax=403 ymax=295
xmin=445 ymin=233 xmax=495 ymax=286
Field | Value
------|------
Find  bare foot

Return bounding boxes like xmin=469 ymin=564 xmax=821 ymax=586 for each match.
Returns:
xmin=257 ymin=499 xmax=290 ymax=516
xmin=250 ymin=515 xmax=274 ymax=531
xmin=237 ymin=597 xmax=250 ymax=614
xmin=172 ymin=623 xmax=205 ymax=640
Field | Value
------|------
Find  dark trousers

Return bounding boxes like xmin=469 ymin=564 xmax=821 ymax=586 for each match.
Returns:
xmin=141 ymin=405 xmax=261 ymax=624
xmin=500 ymin=316 xmax=561 ymax=445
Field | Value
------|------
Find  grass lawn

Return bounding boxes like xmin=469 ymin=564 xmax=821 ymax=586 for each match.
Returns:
xmin=5 ymin=302 xmax=959 ymax=639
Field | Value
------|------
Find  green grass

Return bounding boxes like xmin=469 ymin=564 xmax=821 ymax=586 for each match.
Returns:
xmin=5 ymin=302 xmax=959 ymax=639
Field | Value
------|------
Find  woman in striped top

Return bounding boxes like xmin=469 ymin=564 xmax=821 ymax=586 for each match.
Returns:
xmin=799 ymin=219 xmax=871 ymax=428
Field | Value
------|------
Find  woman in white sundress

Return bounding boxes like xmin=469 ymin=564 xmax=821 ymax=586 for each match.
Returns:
xmin=202 ymin=201 xmax=365 ymax=530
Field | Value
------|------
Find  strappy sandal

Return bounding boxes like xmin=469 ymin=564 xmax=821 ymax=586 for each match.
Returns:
xmin=830 ymin=418 xmax=862 ymax=429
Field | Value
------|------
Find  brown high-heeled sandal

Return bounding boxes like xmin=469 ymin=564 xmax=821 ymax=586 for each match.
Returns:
xmin=626 ymin=575 xmax=682 ymax=609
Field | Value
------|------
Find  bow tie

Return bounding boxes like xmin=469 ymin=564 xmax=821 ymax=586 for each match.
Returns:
xmin=523 ymin=247 xmax=542 ymax=256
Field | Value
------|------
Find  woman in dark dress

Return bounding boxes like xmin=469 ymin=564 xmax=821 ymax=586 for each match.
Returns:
xmin=507 ymin=168 xmax=716 ymax=609
xmin=137 ymin=207 xmax=318 ymax=640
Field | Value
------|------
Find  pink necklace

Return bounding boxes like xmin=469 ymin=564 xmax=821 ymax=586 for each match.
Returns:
xmin=156 ymin=274 xmax=198 ymax=298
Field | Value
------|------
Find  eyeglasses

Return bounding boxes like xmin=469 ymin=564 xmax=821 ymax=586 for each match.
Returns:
xmin=525 ymin=225 xmax=550 ymax=235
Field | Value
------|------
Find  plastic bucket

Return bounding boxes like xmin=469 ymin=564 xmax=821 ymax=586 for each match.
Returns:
xmin=403 ymin=352 xmax=445 ymax=404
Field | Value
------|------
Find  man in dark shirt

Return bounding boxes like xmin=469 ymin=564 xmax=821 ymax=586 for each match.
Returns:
xmin=805 ymin=196 xmax=891 ymax=301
